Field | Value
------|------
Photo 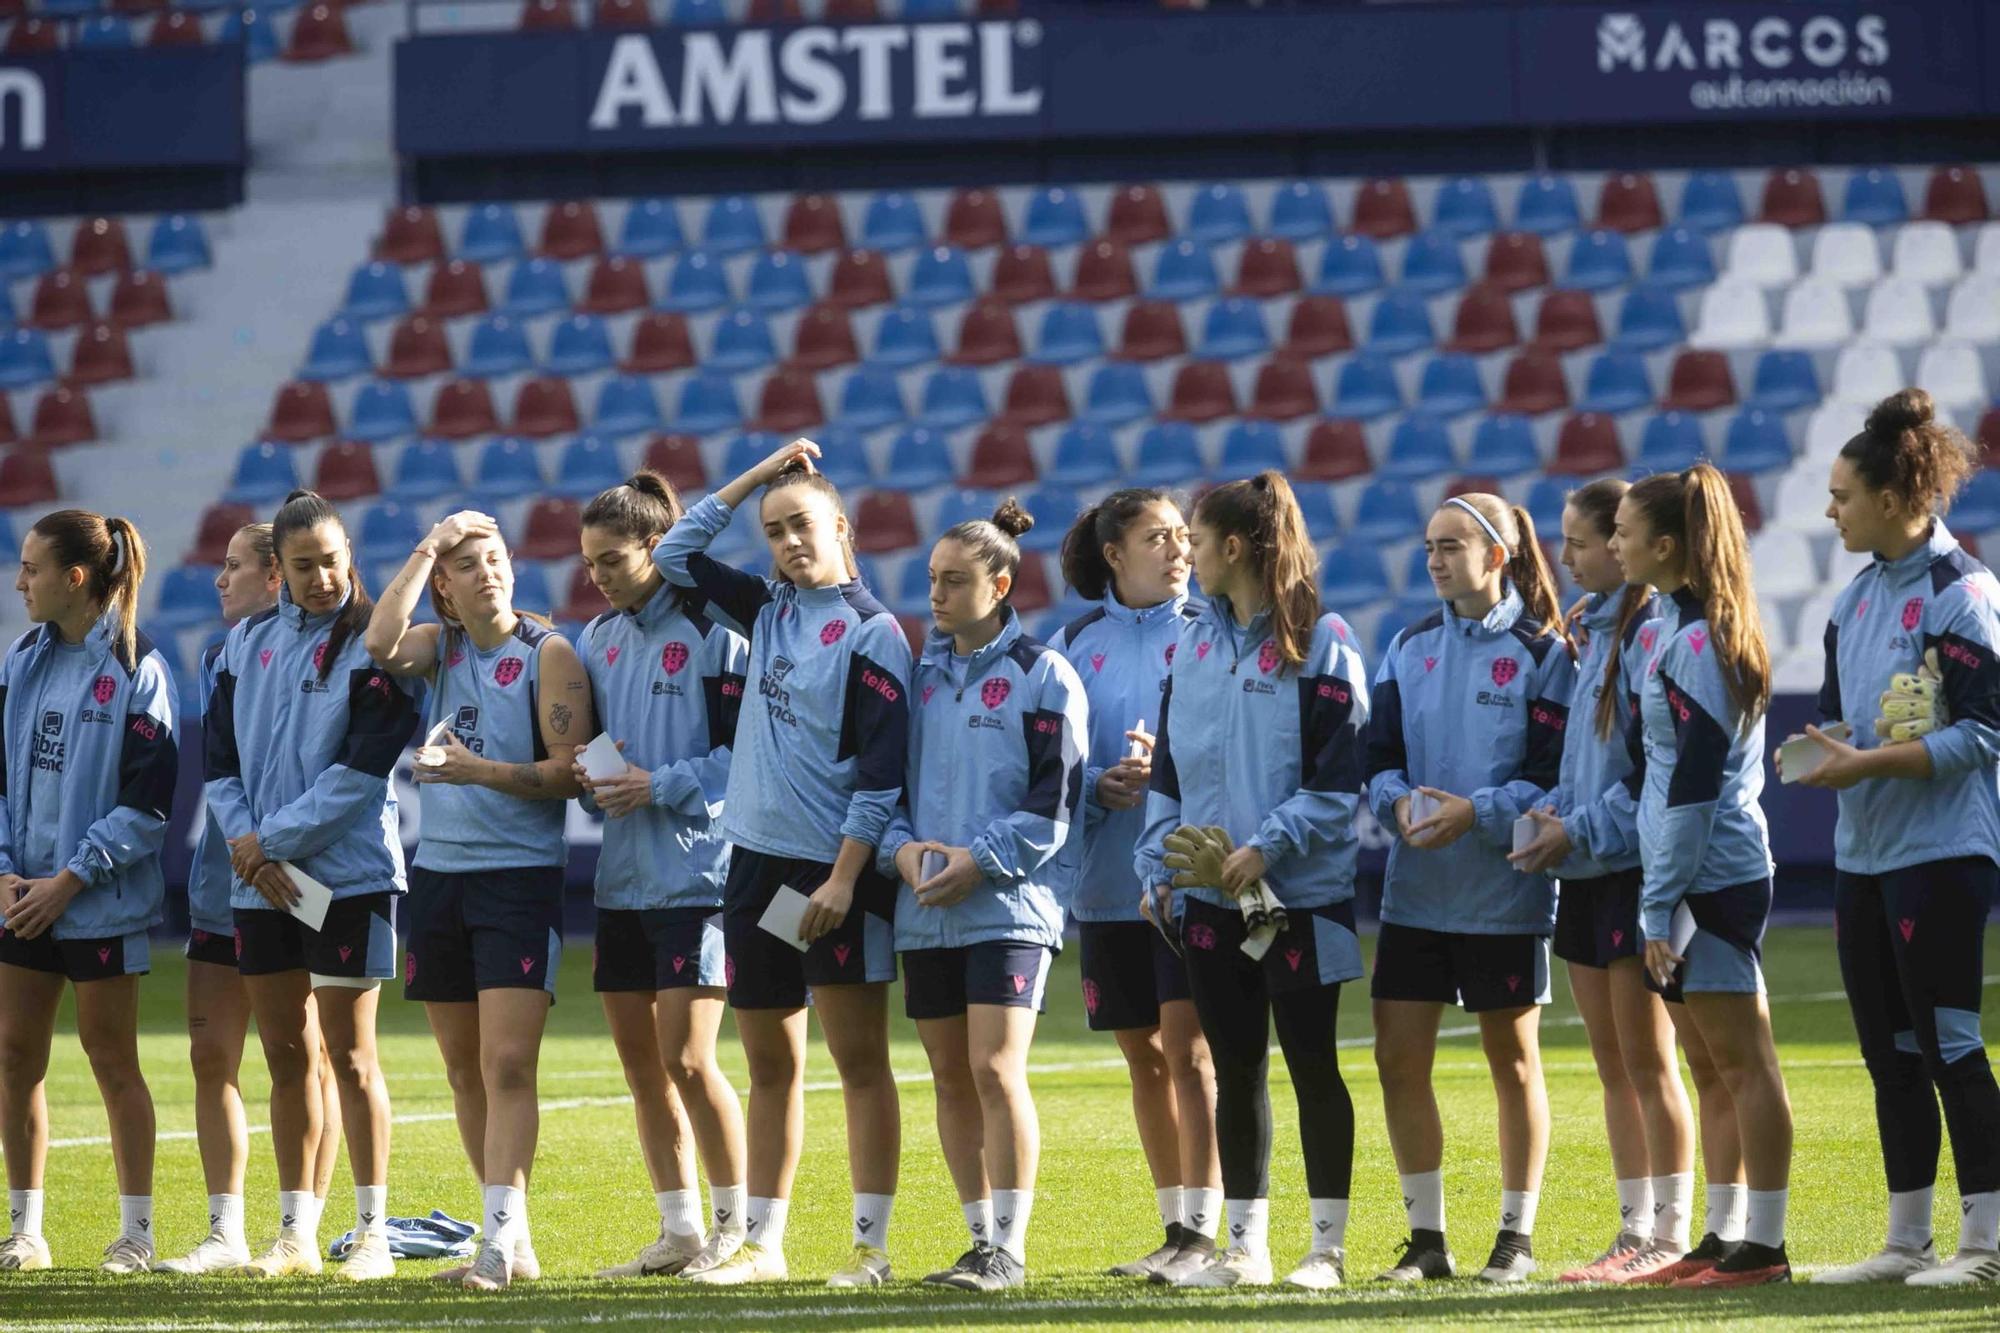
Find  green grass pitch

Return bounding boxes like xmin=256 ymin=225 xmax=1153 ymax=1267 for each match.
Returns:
xmin=3 ymin=923 xmax=1998 ymax=1330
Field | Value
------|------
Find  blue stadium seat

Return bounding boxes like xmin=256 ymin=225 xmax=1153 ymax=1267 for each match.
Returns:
xmin=1329 ymin=354 xmax=1403 ymax=419
xmin=459 ymin=203 xmax=526 ymax=264
xmin=146 ymin=215 xmax=212 ymax=275
xmin=300 ymin=317 xmax=372 ymax=382
xmin=1399 ymin=229 xmax=1468 ymax=295
xmin=77 ymin=17 xmax=134 ymax=48
xmin=1415 ymin=354 xmax=1486 ymax=417
xmin=1381 ymin=415 xmax=1455 ymax=480
xmin=1313 ymin=234 xmax=1385 ymax=297
xmin=1515 ymin=175 xmax=1582 ymax=236
xmin=1610 ymin=284 xmax=1686 ymax=352
xmin=615 ymin=199 xmax=686 ymax=258
xmin=916 ymin=367 xmax=990 ymax=430
xmin=1564 ymin=230 xmax=1634 ymax=291
xmin=745 ymin=251 xmax=813 ymax=312
xmin=1646 ymin=227 xmax=1716 ymax=290
xmin=41 ymin=0 xmax=104 ymax=13
xmin=1149 ymin=240 xmax=1221 ymax=302
xmin=0 ymin=284 xmax=12 ymax=329
xmin=708 ymin=308 xmax=777 ymax=374
xmin=868 ymin=306 xmax=940 ymax=370
xmin=1022 ymin=187 xmax=1090 ymax=248
xmin=1267 ymin=181 xmax=1335 ymax=241
xmin=701 ymin=196 xmax=767 ymax=256
xmin=672 ymin=0 xmax=728 ymax=25
xmin=1375 ymin=595 xmax=1440 ymax=656
xmin=896 ymin=559 xmax=933 ymax=612
xmin=153 ymin=566 xmax=220 ymax=632
xmin=1321 ymin=543 xmax=1390 ymax=604
xmin=1365 ymin=290 xmax=1435 ymax=356
xmin=1196 ymin=298 xmax=1270 ymax=360
xmin=861 ymin=192 xmax=927 ymax=252
xmin=348 ymin=380 xmax=419 ymax=442
xmin=901 ymin=0 xmax=963 ymax=18
xmin=1577 ymin=351 xmax=1654 ymax=414
xmin=544 ymin=314 xmax=614 ymax=376
xmin=1953 ymin=471 xmax=2000 ymax=532
xmin=1294 ymin=484 xmax=1340 ymax=542
xmin=1746 ymin=349 xmax=1821 ymax=412
xmin=1636 ymin=411 xmax=1706 ymax=472
xmin=472 ymin=436 xmax=545 ymax=503
xmin=390 ymin=442 xmax=463 ymax=504
xmin=1350 ymin=479 xmax=1424 ymax=543
xmin=1079 ymin=363 xmax=1154 ymax=427
xmin=880 ymin=427 xmax=958 ymax=492
xmin=605 ymin=374 xmax=673 ymax=435
xmin=1433 ymin=177 xmax=1499 ymax=239
xmin=834 ymin=368 xmax=906 ymax=431
xmin=1841 ymin=168 xmax=1909 ymax=226
xmin=1722 ymin=408 xmax=1792 ymax=474
xmin=1679 ymin=171 xmax=1746 ymax=234
xmin=1030 ymin=303 xmax=1105 ymax=365
xmin=1133 ymin=422 xmax=1205 ymax=485
xmin=1185 ymin=184 xmax=1253 ymax=245
xmin=226 ymin=442 xmax=300 ymax=505
xmin=501 ymin=258 xmax=571 ymax=317
xmin=551 ymin=432 xmax=625 ymax=500
xmin=509 ymin=562 xmax=553 ymax=615
xmin=808 ymin=427 xmax=874 ymax=489
xmin=1468 ymin=414 xmax=1541 ymax=476
xmin=360 ymin=502 xmax=427 ymax=564
xmin=1219 ymin=420 xmax=1287 ymax=475
xmin=724 ymin=433 xmax=784 ymax=487
xmin=463 ymin=314 xmax=534 ymax=378
xmin=659 ymin=252 xmax=732 ymax=314
xmin=342 ymin=261 xmax=410 ymax=321
xmin=1045 ymin=422 xmax=1122 ymax=488
xmin=0 ymin=329 xmax=57 ymax=390
xmin=906 ymin=246 xmax=975 ymax=308
xmin=935 ymin=488 xmax=999 ymax=534
xmin=0 ymin=221 xmax=55 ymax=281
xmin=1019 ymin=487 xmax=1079 ymax=553
xmin=219 ymin=8 xmax=279 ymax=62
xmin=1400 ymin=544 xmax=1436 ymax=595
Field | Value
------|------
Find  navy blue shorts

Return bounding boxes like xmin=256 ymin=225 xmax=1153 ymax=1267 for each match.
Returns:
xmin=1077 ymin=919 xmax=1190 ymax=1032
xmin=595 ymin=906 xmax=726 ymax=993
xmin=721 ymin=847 xmax=896 ymax=1010
xmin=0 ymin=926 xmax=149 ymax=982
xmin=237 ymin=893 xmax=397 ymax=980
xmin=1371 ymin=921 xmax=1551 ymax=1012
xmin=403 ymin=866 xmax=563 ymax=1002
xmin=903 ymin=941 xmax=1053 ymax=1021
xmin=1553 ymin=868 xmax=1643 ymax=970
xmin=1647 ymin=879 xmax=1770 ymax=1003
xmin=185 ymin=925 xmax=238 ymax=969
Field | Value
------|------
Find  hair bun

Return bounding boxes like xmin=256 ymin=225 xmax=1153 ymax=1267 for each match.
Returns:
xmin=990 ymin=496 xmax=1035 ymax=539
xmin=281 ymin=487 xmax=322 ymax=506
xmin=1868 ymin=387 xmax=1935 ymax=438
xmin=774 ymin=457 xmax=814 ymax=479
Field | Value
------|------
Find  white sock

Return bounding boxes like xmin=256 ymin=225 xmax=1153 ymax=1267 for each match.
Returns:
xmin=992 ymin=1189 xmax=1033 ymax=1261
xmin=305 ymin=1191 xmax=328 ymax=1238
xmin=1743 ymin=1187 xmax=1787 ymax=1249
xmin=656 ymin=1188 xmax=703 ymax=1241
xmin=1309 ymin=1198 xmax=1349 ymax=1252
xmin=119 ymin=1195 xmax=153 ymax=1247
xmin=1224 ymin=1198 xmax=1269 ymax=1258
xmin=1156 ymin=1185 xmax=1184 ymax=1232
xmin=1959 ymin=1189 xmax=2000 ymax=1254
xmin=278 ymin=1189 xmax=314 ymax=1237
xmin=1651 ymin=1172 xmax=1693 ymax=1251
xmin=484 ymin=1184 xmax=526 ymax=1250
xmin=209 ymin=1193 xmax=246 ymax=1247
xmin=853 ymin=1192 xmax=892 ymax=1249
xmin=8 ymin=1188 xmax=43 ymax=1238
xmin=1400 ymin=1169 xmax=1445 ymax=1233
xmin=1707 ymin=1182 xmax=1746 ymax=1242
xmin=355 ymin=1185 xmax=388 ymax=1238
xmin=1887 ymin=1186 xmax=1934 ymax=1250
xmin=711 ymin=1183 xmax=747 ymax=1237
xmin=962 ymin=1198 xmax=993 ymax=1246
xmin=1616 ymin=1177 xmax=1654 ymax=1240
xmin=1500 ymin=1188 xmax=1538 ymax=1236
xmin=1183 ymin=1186 xmax=1222 ymax=1240
xmin=747 ymin=1196 xmax=788 ymax=1251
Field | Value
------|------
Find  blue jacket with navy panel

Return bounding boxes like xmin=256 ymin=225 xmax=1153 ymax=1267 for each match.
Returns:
xmin=1548 ymin=591 xmax=1662 ymax=881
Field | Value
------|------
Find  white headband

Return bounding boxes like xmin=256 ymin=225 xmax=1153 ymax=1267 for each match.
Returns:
xmin=1445 ymin=496 xmax=1508 ymax=552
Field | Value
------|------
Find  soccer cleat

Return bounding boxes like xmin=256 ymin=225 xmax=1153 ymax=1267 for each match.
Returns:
xmin=684 ymin=1239 xmax=785 ymax=1286
xmin=925 ymin=1243 xmax=990 ymax=1285
xmin=1616 ymin=1231 xmax=1733 ymax=1285
xmin=1678 ymin=1240 xmax=1789 ymax=1287
xmin=238 ymin=1230 xmax=322 ymax=1278
xmin=681 ymin=1229 xmax=746 ymax=1279
xmin=1378 ymin=1231 xmax=1455 ymax=1283
xmin=154 ymin=1227 xmax=251 ymax=1275
xmin=1148 ymin=1230 xmax=1217 ymax=1285
xmin=1906 ymin=1248 xmax=2000 ymax=1286
xmin=100 ymin=1236 xmax=155 ymax=1274
xmin=511 ymin=1239 xmax=542 ymax=1281
xmin=1109 ymin=1223 xmax=1183 ymax=1278
xmin=937 ymin=1244 xmax=1025 ymax=1292
xmin=1815 ymin=1241 xmax=1935 ymax=1283
xmin=1174 ymin=1246 xmax=1273 ymax=1288
xmin=1284 ymin=1246 xmax=1345 ymax=1290
xmin=594 ymin=1230 xmax=704 ymax=1279
xmin=827 ymin=1242 xmax=892 ymax=1287
xmin=1601 ymin=1240 xmax=1688 ymax=1285
xmin=461 ymin=1240 xmax=511 ymax=1291
xmin=0 ymin=1233 xmax=51 ymax=1271
xmin=1478 ymin=1228 xmax=1535 ymax=1284
xmin=335 ymin=1230 xmax=395 ymax=1282
xmin=1559 ymin=1230 xmax=1647 ymax=1282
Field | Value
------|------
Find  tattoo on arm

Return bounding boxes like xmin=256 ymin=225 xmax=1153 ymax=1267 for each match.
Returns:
xmin=550 ymin=702 xmax=573 ymax=736
xmin=509 ymin=763 xmax=546 ymax=792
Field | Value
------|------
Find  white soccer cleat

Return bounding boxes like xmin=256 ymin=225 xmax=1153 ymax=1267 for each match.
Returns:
xmin=1284 ymin=1246 xmax=1344 ymax=1290
xmin=1815 ymin=1242 xmax=1935 ymax=1283
xmin=0 ymin=1234 xmax=51 ymax=1271
xmin=826 ymin=1243 xmax=892 ymax=1288
xmin=100 ymin=1236 xmax=155 ymax=1275
xmin=1907 ymin=1248 xmax=2000 ymax=1286
xmin=681 ymin=1229 xmax=746 ymax=1279
xmin=1174 ymin=1246 xmax=1273 ymax=1288
xmin=335 ymin=1230 xmax=395 ymax=1282
xmin=238 ymin=1230 xmax=321 ymax=1278
xmin=154 ymin=1227 xmax=251 ymax=1275
xmin=461 ymin=1240 xmax=511 ymax=1291
xmin=594 ymin=1230 xmax=704 ymax=1279
xmin=683 ymin=1239 xmax=785 ymax=1285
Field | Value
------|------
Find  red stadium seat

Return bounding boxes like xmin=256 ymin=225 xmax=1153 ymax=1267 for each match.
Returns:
xmin=1113 ymin=301 xmax=1186 ymax=362
xmin=998 ymin=365 xmax=1070 ymax=428
xmin=782 ymin=193 xmax=847 ymax=254
xmin=558 ymin=564 xmax=607 ymax=622
xmin=853 ymin=491 xmax=919 ymax=554
xmin=66 ymin=322 xmax=133 ymax=386
xmin=1352 ymin=178 xmax=1417 ymax=239
xmin=1531 ymin=289 xmax=1603 ymax=352
xmin=827 ymin=250 xmax=893 ymax=308
xmin=754 ymin=368 xmax=826 ymax=433
xmin=0 ymin=0 xmax=31 ymax=12
xmin=1550 ymin=412 xmax=1624 ymax=475
xmin=1595 ymin=172 xmax=1664 ymax=233
xmin=1246 ymin=356 xmax=1318 ymax=421
xmin=593 ymin=0 xmax=649 ymax=27
xmin=1980 ymin=408 xmax=2000 ymax=469
xmin=511 ymin=376 xmax=581 ymax=437
xmin=383 ymin=314 xmax=453 ymax=378
xmin=429 ymin=378 xmax=500 ymax=439
xmin=1759 ymin=168 xmax=1826 ymax=228
xmin=1233 ymin=237 xmax=1302 ymax=297
xmin=1495 ymin=348 xmax=1570 ymax=415
xmin=623 ymin=312 xmax=696 ymax=373
xmin=990 ymin=244 xmax=1055 ymax=305
xmin=642 ymin=433 xmax=708 ymax=494
xmin=0 ymin=393 xmax=15 ymax=446
xmin=518 ymin=498 xmax=582 ymax=560
xmin=823 ymin=0 xmax=879 ymax=18
xmin=0 ymin=448 xmax=57 ymax=506
xmin=108 ymin=270 xmax=172 ymax=328
xmin=1010 ymin=551 xmax=1051 ymax=613
xmin=895 ymin=614 xmax=927 ymax=650
xmin=70 ymin=218 xmax=132 ymax=277
xmin=266 ymin=381 xmax=337 ymax=442
xmin=422 ymin=259 xmax=490 ymax=319
xmin=1105 ymin=185 xmax=1170 ymax=247
xmin=1162 ymin=361 xmax=1237 ymax=423
xmin=518 ymin=0 xmax=576 ymax=30
xmin=1282 ymin=295 xmax=1354 ymax=358
xmin=539 ymin=201 xmax=604 ymax=261
xmin=947 ymin=298 xmax=1021 ymax=366
xmin=3 ymin=18 xmax=61 ymax=52
xmin=1728 ymin=472 xmax=1764 ymax=532
xmin=313 ymin=440 xmax=382 ymax=501
xmin=962 ymin=423 xmax=1037 ymax=488
xmin=746 ymin=0 xmax=803 ymax=19
xmin=579 ymin=256 xmax=649 ymax=314
xmin=147 ymin=12 xmax=207 ymax=45
xmin=29 ymin=387 xmax=95 ymax=448
xmin=944 ymin=188 xmax=1007 ymax=250
xmin=376 ymin=207 xmax=445 ymax=265
xmin=1923 ymin=165 xmax=1991 ymax=225
xmin=1482 ymin=232 xmax=1549 ymax=294
xmin=1661 ymin=349 xmax=1738 ymax=412
xmin=1444 ymin=474 xmax=1501 ymax=501
xmin=284 ymin=5 xmax=356 ymax=63
xmin=1445 ymin=282 xmax=1519 ymax=354
xmin=28 ymin=270 xmax=93 ymax=330
xmin=113 ymin=0 xmax=168 ymax=15
xmin=189 ymin=503 xmax=256 ymax=564
xmin=788 ymin=304 xmax=860 ymax=371
xmin=1298 ymin=418 xmax=1371 ymax=482
xmin=1071 ymin=238 xmax=1137 ymax=303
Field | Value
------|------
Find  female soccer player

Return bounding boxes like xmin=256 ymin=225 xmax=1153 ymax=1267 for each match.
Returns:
xmin=1047 ymin=488 xmax=1221 ymax=1282
xmin=1365 ymin=493 xmax=1574 ymax=1285
xmin=574 ymin=473 xmax=751 ymax=1280
xmin=654 ymin=439 xmax=910 ymax=1287
xmin=887 ymin=498 xmax=1087 ymax=1291
xmin=366 ymin=509 xmax=590 ymax=1289
xmin=0 ymin=511 xmax=175 ymax=1274
xmin=157 ymin=524 xmax=343 ymax=1275
xmin=1612 ymin=464 xmax=1791 ymax=1287
xmin=1508 ymin=480 xmax=1697 ymax=1281
xmin=206 ymin=489 xmax=420 ymax=1281
xmin=1792 ymin=390 xmax=2000 ymax=1287
xmin=1134 ymin=472 xmax=1371 ymax=1290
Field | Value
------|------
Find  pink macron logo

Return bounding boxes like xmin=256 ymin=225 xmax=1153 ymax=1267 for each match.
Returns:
xmin=1688 ymin=629 xmax=1709 ymax=656
xmin=605 ymin=645 xmax=620 ymax=666
xmin=921 ymin=685 xmax=937 ymax=706
xmin=259 ymin=648 xmax=274 ymax=670
xmin=1090 ymin=652 xmax=1107 ymax=673
xmin=446 ymin=648 xmax=465 ymax=669
xmin=1423 ymin=656 xmax=1438 ymax=673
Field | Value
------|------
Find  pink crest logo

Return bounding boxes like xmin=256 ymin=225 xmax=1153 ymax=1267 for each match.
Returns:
xmin=1195 ymin=641 xmax=1212 ymax=661
xmin=1491 ymin=656 xmax=1519 ymax=687
xmin=1257 ymin=640 xmax=1280 ymax=674
xmin=1090 ymin=652 xmax=1107 ymax=673
xmin=1164 ymin=644 xmax=1176 ymax=666
xmin=259 ymin=648 xmax=274 ymax=670
xmin=1187 ymin=923 xmax=1218 ymax=951
xmin=494 ymin=657 xmax=524 ymax=687
xmin=1901 ymin=598 xmax=1924 ymax=632
xmin=820 ymin=619 xmax=848 ymax=647
xmin=1638 ymin=625 xmax=1658 ymax=654
xmin=92 ymin=674 xmax=115 ymax=705
xmin=605 ymin=645 xmax=620 ymax=666
xmin=311 ymin=640 xmax=329 ymax=674
xmin=981 ymin=677 xmax=1012 ymax=710
xmin=1082 ymin=978 xmax=1100 ymax=1015
xmin=1284 ymin=947 xmax=1303 ymax=973
xmin=921 ymin=685 xmax=937 ymax=706
xmin=661 ymin=642 xmax=689 ymax=676
xmin=1423 ymin=656 xmax=1438 ymax=673
xmin=1688 ymin=629 xmax=1709 ymax=656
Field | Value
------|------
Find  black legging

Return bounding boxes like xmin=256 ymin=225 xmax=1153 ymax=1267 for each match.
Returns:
xmin=1180 ymin=898 xmax=1354 ymax=1201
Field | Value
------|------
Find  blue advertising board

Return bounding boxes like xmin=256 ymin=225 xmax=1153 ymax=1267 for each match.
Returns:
xmin=0 ymin=46 xmax=246 ymax=174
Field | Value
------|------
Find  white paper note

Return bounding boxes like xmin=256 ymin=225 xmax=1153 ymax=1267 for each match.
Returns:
xmin=578 ymin=733 xmax=627 ymax=783
xmin=1408 ymin=790 xmax=1442 ymax=828
xmin=757 ymin=885 xmax=813 ymax=952
xmin=1776 ymin=722 xmax=1852 ymax=784
xmin=414 ymin=718 xmax=453 ymax=768
xmin=1129 ymin=716 xmax=1149 ymax=761
xmin=920 ymin=849 xmax=947 ymax=886
xmin=277 ymin=861 xmax=333 ymax=934
xmin=1512 ymin=815 xmax=1537 ymax=856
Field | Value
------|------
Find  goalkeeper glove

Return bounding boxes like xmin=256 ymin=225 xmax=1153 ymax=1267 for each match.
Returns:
xmin=1876 ymin=647 xmax=1947 ymax=742
xmin=1163 ymin=824 xmax=1234 ymax=892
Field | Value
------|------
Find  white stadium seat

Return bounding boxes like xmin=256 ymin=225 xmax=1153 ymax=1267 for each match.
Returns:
xmin=1725 ymin=223 xmax=1800 ymax=289
xmin=1944 ymin=274 xmax=2000 ymax=341
xmin=1750 ymin=527 xmax=1819 ymax=599
xmin=1689 ymin=280 xmax=1771 ymax=349
xmin=1860 ymin=276 xmax=1937 ymax=347
xmin=1914 ymin=340 xmax=1991 ymax=416
xmin=1772 ymin=279 xmax=1854 ymax=350
xmin=1805 ymin=399 xmax=1869 ymax=459
xmin=1831 ymin=343 xmax=1903 ymax=406
xmin=1773 ymin=645 xmax=1825 ymax=694
xmin=1890 ymin=220 xmax=1964 ymax=287
xmin=1808 ymin=222 xmax=1883 ymax=288
xmin=1775 ymin=465 xmax=1832 ymax=531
